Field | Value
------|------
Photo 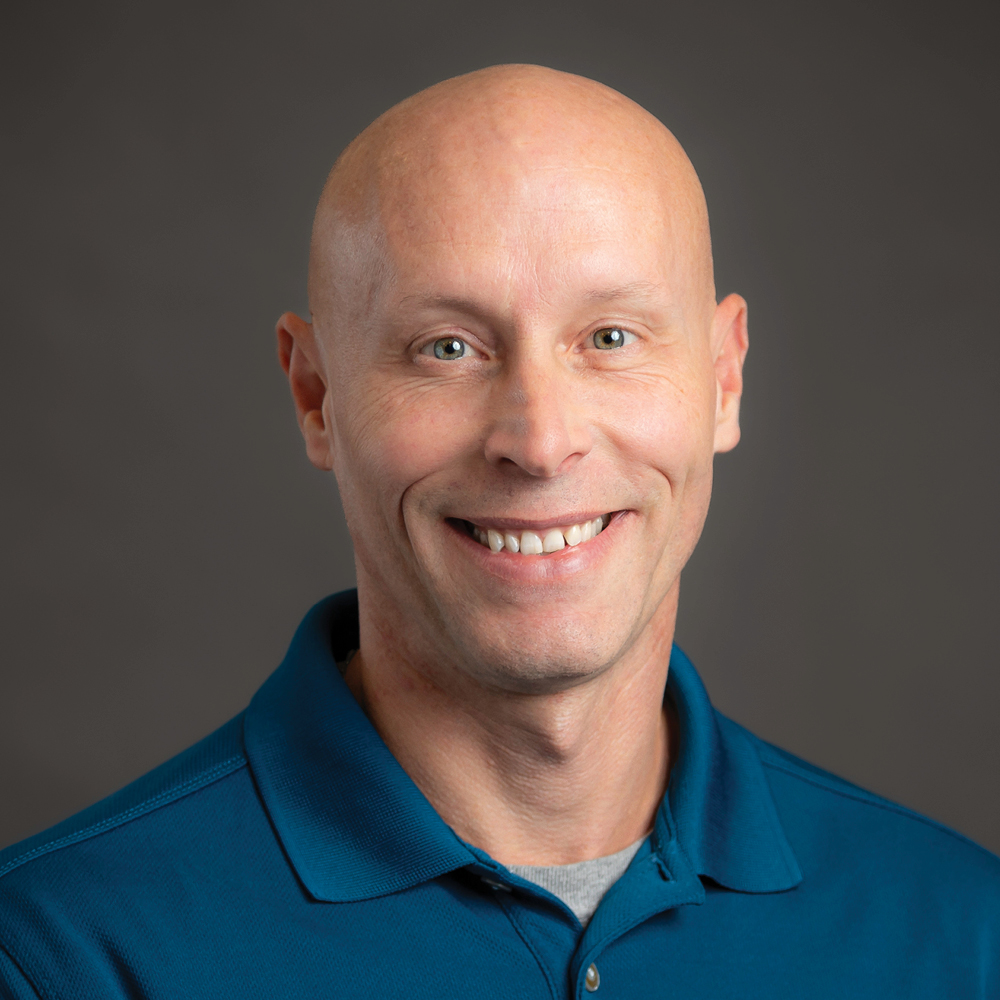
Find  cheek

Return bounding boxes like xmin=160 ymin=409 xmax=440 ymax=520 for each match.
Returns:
xmin=335 ymin=378 xmax=483 ymax=499
xmin=604 ymin=370 xmax=716 ymax=485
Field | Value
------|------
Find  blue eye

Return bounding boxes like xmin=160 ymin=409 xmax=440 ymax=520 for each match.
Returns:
xmin=592 ymin=327 xmax=633 ymax=350
xmin=432 ymin=337 xmax=468 ymax=360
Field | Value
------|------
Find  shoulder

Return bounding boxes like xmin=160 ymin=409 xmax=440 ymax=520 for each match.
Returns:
xmin=722 ymin=713 xmax=1000 ymax=902
xmin=0 ymin=713 xmax=248 ymax=885
xmin=0 ymin=715 xmax=286 ymax=998
xmin=0 ymin=715 xmax=259 ymax=948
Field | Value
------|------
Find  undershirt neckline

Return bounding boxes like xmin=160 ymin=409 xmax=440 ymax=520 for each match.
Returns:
xmin=507 ymin=836 xmax=647 ymax=926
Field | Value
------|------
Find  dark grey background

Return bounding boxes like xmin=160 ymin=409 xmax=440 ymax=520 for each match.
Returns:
xmin=2 ymin=0 xmax=997 ymax=854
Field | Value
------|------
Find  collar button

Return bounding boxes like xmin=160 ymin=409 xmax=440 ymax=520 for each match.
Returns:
xmin=584 ymin=963 xmax=600 ymax=992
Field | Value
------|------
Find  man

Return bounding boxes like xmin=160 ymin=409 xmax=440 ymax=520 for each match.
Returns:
xmin=0 ymin=65 xmax=997 ymax=999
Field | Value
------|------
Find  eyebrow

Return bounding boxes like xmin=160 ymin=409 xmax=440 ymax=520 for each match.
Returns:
xmin=583 ymin=280 xmax=665 ymax=303
xmin=397 ymin=294 xmax=492 ymax=316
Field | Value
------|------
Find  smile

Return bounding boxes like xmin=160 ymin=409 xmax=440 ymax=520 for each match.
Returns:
xmin=462 ymin=514 xmax=612 ymax=555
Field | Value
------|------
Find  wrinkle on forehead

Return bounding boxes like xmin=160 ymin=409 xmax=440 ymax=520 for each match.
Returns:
xmin=307 ymin=64 xmax=714 ymax=331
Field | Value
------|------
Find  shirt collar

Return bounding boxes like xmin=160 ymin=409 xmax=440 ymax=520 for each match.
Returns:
xmin=664 ymin=645 xmax=802 ymax=892
xmin=244 ymin=591 xmax=801 ymax=903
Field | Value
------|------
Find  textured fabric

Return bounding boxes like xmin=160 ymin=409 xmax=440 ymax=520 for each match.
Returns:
xmin=0 ymin=946 xmax=39 ymax=1000
xmin=0 ymin=589 xmax=998 ymax=999
xmin=509 ymin=836 xmax=646 ymax=926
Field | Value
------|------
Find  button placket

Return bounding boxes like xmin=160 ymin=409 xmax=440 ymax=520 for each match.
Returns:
xmin=480 ymin=875 xmax=512 ymax=893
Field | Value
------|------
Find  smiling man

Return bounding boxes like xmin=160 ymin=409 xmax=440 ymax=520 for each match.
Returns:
xmin=1 ymin=66 xmax=998 ymax=1000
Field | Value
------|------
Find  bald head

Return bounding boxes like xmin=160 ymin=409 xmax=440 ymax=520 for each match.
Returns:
xmin=308 ymin=65 xmax=714 ymax=330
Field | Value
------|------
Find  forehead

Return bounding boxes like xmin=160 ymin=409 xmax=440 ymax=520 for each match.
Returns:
xmin=373 ymin=142 xmax=691 ymax=307
xmin=311 ymin=78 xmax=713 ymax=326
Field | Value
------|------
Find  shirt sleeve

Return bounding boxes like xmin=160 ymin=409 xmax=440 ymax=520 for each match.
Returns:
xmin=0 ymin=946 xmax=42 ymax=1000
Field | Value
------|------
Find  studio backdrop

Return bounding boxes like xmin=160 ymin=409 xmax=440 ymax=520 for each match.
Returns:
xmin=2 ymin=0 xmax=998 ymax=854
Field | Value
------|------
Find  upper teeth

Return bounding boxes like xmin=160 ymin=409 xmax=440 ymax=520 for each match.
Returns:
xmin=470 ymin=515 xmax=610 ymax=555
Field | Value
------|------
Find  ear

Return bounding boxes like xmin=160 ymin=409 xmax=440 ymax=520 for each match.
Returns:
xmin=710 ymin=293 xmax=749 ymax=454
xmin=276 ymin=311 xmax=334 ymax=471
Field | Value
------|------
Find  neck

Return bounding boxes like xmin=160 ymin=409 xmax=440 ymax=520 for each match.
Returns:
xmin=344 ymin=588 xmax=678 ymax=867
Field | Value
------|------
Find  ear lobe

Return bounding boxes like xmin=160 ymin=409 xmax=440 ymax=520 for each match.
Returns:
xmin=275 ymin=311 xmax=335 ymax=471
xmin=711 ymin=294 xmax=749 ymax=454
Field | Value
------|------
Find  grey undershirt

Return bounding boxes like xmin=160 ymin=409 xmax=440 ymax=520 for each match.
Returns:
xmin=508 ymin=836 xmax=646 ymax=927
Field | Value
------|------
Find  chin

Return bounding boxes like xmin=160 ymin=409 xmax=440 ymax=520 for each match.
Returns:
xmin=440 ymin=608 xmax=630 ymax=695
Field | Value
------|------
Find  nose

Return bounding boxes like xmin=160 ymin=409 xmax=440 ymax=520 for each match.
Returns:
xmin=482 ymin=349 xmax=593 ymax=478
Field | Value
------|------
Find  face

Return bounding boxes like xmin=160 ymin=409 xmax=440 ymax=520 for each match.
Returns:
xmin=292 ymin=129 xmax=747 ymax=694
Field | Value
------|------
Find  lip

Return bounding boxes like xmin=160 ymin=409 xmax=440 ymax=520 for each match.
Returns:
xmin=444 ymin=510 xmax=629 ymax=582
xmin=447 ymin=512 xmax=614 ymax=533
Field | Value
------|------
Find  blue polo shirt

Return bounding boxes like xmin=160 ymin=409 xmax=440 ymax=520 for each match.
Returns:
xmin=1 ymin=590 xmax=998 ymax=999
